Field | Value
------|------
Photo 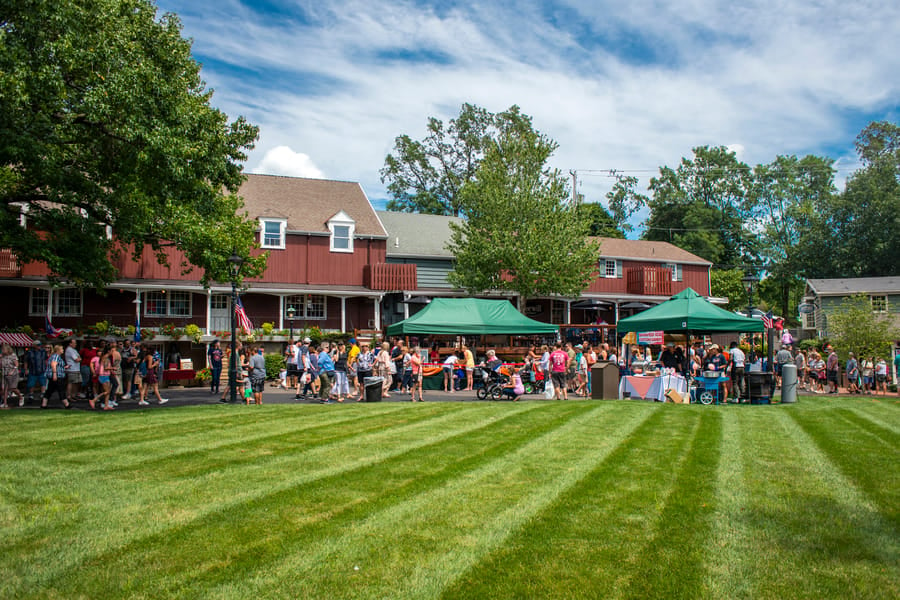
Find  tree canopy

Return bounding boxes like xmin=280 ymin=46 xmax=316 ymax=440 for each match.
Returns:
xmin=446 ymin=108 xmax=598 ymax=300
xmin=826 ymin=294 xmax=899 ymax=362
xmin=642 ymin=146 xmax=755 ymax=268
xmin=0 ymin=0 xmax=265 ymax=287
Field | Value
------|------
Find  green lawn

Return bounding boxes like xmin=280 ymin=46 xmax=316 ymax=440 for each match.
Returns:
xmin=1 ymin=397 xmax=897 ymax=599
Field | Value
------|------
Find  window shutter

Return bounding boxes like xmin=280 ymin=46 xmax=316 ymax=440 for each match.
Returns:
xmin=616 ymin=260 xmax=623 ymax=278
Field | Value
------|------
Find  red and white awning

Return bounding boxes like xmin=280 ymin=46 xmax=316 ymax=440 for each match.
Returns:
xmin=0 ymin=332 xmax=36 ymax=347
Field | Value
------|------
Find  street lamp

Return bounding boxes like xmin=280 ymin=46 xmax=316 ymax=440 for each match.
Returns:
xmin=286 ymin=304 xmax=297 ymax=341
xmin=741 ymin=274 xmax=759 ymax=318
xmin=228 ymin=252 xmax=245 ymax=403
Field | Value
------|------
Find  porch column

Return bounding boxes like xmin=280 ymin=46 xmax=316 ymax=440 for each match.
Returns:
xmin=403 ymin=294 xmax=409 ymax=320
xmin=278 ymin=295 xmax=284 ymax=330
xmin=47 ymin=287 xmax=54 ymax=322
xmin=340 ymin=297 xmax=347 ymax=332
xmin=566 ymin=300 xmax=571 ymax=324
xmin=373 ymin=296 xmax=381 ymax=330
xmin=205 ymin=290 xmax=212 ymax=335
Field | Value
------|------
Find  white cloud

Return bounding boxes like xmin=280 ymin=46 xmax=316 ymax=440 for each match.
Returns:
xmin=251 ymin=146 xmax=325 ymax=179
xmin=159 ymin=0 xmax=900 ymax=225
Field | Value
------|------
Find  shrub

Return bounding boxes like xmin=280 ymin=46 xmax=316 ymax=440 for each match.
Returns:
xmin=264 ymin=353 xmax=285 ymax=380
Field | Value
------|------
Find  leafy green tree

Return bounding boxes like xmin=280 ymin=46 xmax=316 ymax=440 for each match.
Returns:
xmin=575 ymin=202 xmax=624 ymax=238
xmin=605 ymin=175 xmax=647 ymax=234
xmin=642 ymin=146 xmax=755 ymax=267
xmin=447 ymin=109 xmax=598 ymax=300
xmin=381 ymin=103 xmax=497 ymax=217
xmin=0 ymin=0 xmax=265 ymax=287
xmin=826 ymin=294 xmax=899 ymax=362
xmin=709 ymin=268 xmax=748 ymax=313
xmin=792 ymin=121 xmax=900 ymax=278
xmin=751 ymin=154 xmax=836 ymax=318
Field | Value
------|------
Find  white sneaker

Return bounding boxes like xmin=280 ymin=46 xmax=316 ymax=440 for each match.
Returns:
xmin=158 ymin=398 xmax=169 ymax=405
xmin=122 ymin=394 xmax=131 ymax=400
xmin=110 ymin=400 xmax=118 ymax=407
xmin=138 ymin=400 xmax=149 ymax=406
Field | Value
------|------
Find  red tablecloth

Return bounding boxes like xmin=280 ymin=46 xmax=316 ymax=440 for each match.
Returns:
xmin=163 ymin=369 xmax=196 ymax=381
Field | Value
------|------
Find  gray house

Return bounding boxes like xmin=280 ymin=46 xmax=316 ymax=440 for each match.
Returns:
xmin=803 ymin=277 xmax=900 ymax=338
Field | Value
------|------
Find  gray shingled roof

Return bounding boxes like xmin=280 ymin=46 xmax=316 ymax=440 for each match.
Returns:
xmin=377 ymin=211 xmax=462 ymax=258
xmin=238 ymin=174 xmax=387 ymax=237
xmin=807 ymin=277 xmax=900 ymax=295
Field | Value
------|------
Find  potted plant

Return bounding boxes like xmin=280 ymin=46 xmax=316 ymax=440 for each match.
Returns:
xmin=184 ymin=324 xmax=202 ymax=343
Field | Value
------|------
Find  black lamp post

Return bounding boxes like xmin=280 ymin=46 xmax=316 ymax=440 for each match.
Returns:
xmin=286 ymin=304 xmax=297 ymax=341
xmin=228 ymin=252 xmax=244 ymax=403
xmin=741 ymin=274 xmax=759 ymax=318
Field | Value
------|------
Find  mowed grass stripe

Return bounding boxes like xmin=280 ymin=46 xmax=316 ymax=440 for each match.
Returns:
xmin=41 ymin=402 xmax=590 ymax=599
xmin=441 ymin=406 xmax=717 ymax=599
xmin=0 ymin=403 xmax=545 ymax=597
xmin=207 ymin=403 xmax=655 ymax=600
xmin=845 ymin=404 xmax=900 ymax=437
xmin=0 ymin=405 xmax=450 ymax=558
xmin=788 ymin=403 xmax=900 ymax=531
xmin=704 ymin=410 xmax=757 ymax=599
xmin=737 ymin=408 xmax=899 ymax=599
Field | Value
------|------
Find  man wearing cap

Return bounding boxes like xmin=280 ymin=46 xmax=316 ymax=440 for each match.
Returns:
xmin=24 ymin=340 xmax=48 ymax=405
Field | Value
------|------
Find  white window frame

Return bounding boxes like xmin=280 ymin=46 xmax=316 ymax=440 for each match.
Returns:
xmin=259 ymin=218 xmax=287 ymax=250
xmin=665 ymin=263 xmax=683 ymax=282
xmin=210 ymin=294 xmax=229 ymax=310
xmin=29 ymin=288 xmax=83 ymax=317
xmin=327 ymin=211 xmax=355 ymax=253
xmin=602 ymin=259 xmax=622 ymax=279
xmin=284 ymin=294 xmax=327 ymax=320
xmin=144 ymin=290 xmax=192 ymax=318
xmin=871 ymin=295 xmax=888 ymax=313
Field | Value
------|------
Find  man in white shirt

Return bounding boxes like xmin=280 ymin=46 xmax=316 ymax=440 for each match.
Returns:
xmin=728 ymin=341 xmax=746 ymax=401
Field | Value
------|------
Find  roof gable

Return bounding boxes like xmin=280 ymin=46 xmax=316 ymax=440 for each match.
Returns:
xmin=238 ymin=174 xmax=386 ymax=237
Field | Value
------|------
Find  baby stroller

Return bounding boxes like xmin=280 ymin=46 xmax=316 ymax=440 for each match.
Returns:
xmin=476 ymin=364 xmax=507 ymax=400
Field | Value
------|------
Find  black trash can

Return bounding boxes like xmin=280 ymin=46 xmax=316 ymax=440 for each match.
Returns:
xmin=363 ymin=376 xmax=383 ymax=402
xmin=746 ymin=372 xmax=775 ymax=404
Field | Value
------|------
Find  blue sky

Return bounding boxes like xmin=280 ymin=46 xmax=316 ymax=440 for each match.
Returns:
xmin=156 ymin=0 xmax=899 ymax=234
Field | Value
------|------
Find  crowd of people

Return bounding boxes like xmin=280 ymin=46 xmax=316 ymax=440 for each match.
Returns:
xmin=0 ymin=338 xmax=169 ymax=410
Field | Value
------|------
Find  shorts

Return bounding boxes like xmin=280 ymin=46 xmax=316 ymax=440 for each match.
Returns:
xmin=287 ymin=365 xmax=300 ymax=376
xmin=827 ymin=370 xmax=838 ymax=383
xmin=551 ymin=371 xmax=567 ymax=389
xmin=27 ymin=374 xmax=47 ymax=388
xmin=250 ymin=378 xmax=265 ymax=393
xmin=98 ymin=375 xmax=110 ymax=385
xmin=67 ymin=372 xmax=82 ymax=384
xmin=876 ymin=374 xmax=887 ymax=383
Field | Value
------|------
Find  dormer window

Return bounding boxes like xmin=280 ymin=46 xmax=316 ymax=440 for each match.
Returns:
xmin=260 ymin=218 xmax=286 ymax=249
xmin=328 ymin=210 xmax=355 ymax=253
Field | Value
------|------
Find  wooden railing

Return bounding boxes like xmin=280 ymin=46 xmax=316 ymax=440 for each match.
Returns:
xmin=626 ymin=267 xmax=671 ymax=296
xmin=0 ymin=249 xmax=21 ymax=277
xmin=365 ymin=263 xmax=417 ymax=291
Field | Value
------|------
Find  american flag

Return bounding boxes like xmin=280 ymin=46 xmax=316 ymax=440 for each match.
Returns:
xmin=760 ymin=311 xmax=774 ymax=329
xmin=45 ymin=316 xmax=72 ymax=339
xmin=235 ymin=296 xmax=254 ymax=333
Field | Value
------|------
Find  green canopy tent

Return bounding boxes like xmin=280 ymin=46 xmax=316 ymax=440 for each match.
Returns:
xmin=386 ymin=298 xmax=558 ymax=336
xmin=617 ymin=288 xmax=764 ymax=334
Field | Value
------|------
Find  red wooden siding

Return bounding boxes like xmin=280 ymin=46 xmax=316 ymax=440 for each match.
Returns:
xmin=249 ymin=236 xmax=386 ymax=286
xmin=365 ymin=263 xmax=417 ymax=291
xmin=585 ymin=261 xmax=709 ymax=296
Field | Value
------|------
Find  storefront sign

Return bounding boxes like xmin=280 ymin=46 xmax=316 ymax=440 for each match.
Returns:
xmin=637 ymin=331 xmax=664 ymax=344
